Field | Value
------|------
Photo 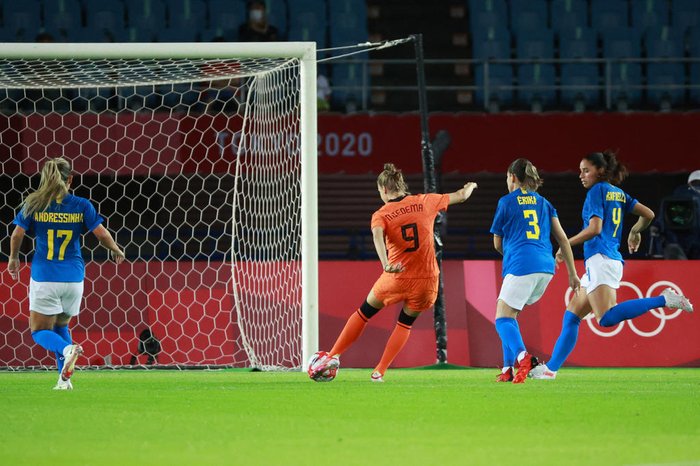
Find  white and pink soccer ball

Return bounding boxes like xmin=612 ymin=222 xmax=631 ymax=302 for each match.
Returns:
xmin=307 ymin=351 xmax=338 ymax=382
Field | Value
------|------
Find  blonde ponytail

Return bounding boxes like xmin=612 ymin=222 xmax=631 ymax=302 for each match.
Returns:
xmin=377 ymin=163 xmax=409 ymax=194
xmin=508 ymin=158 xmax=543 ymax=191
xmin=21 ymin=157 xmax=72 ymax=217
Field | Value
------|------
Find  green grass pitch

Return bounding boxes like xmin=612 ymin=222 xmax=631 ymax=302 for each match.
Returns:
xmin=2 ymin=367 xmax=699 ymax=466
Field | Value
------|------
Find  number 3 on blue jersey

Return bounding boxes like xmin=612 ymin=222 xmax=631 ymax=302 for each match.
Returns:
xmin=523 ymin=209 xmax=540 ymax=240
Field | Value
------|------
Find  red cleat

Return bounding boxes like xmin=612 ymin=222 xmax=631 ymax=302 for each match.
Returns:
xmin=496 ymin=367 xmax=513 ymax=382
xmin=513 ymin=353 xmax=538 ymax=384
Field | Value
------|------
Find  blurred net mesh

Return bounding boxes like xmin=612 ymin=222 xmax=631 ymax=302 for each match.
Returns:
xmin=0 ymin=56 xmax=304 ymax=370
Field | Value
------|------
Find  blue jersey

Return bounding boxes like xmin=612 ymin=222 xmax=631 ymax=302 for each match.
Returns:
xmin=581 ymin=182 xmax=638 ymax=262
xmin=13 ymin=194 xmax=103 ymax=282
xmin=490 ymin=188 xmax=557 ymax=277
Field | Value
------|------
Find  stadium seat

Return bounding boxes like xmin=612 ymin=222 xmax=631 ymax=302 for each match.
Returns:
xmin=631 ymin=0 xmax=670 ymax=32
xmin=163 ymin=0 xmax=207 ymax=30
xmin=265 ymin=0 xmax=289 ymax=39
xmin=515 ymin=29 xmax=554 ymax=60
xmin=468 ymin=0 xmax=508 ymax=19
xmin=647 ymin=62 xmax=686 ymax=107
xmin=690 ymin=63 xmax=700 ymax=103
xmin=329 ymin=0 xmax=369 ymax=47
xmin=2 ymin=0 xmax=42 ymax=41
xmin=287 ymin=1 xmax=328 ymax=48
xmin=550 ymin=0 xmax=588 ymax=38
xmin=609 ymin=62 xmax=642 ymax=107
xmin=43 ymin=0 xmax=82 ymax=28
xmin=671 ymin=0 xmax=700 ymax=37
xmin=645 ymin=25 xmax=684 ymax=58
xmin=472 ymin=28 xmax=511 ymax=60
xmin=561 ymin=63 xmax=600 ymax=108
xmin=85 ymin=7 xmax=127 ymax=41
xmin=509 ymin=0 xmax=548 ymax=41
xmin=469 ymin=7 xmax=509 ymax=43
xmin=331 ymin=62 xmax=369 ymax=110
xmin=474 ymin=64 xmax=514 ymax=109
xmin=208 ymin=0 xmax=247 ymax=39
xmin=591 ymin=0 xmax=629 ymax=38
xmin=517 ymin=63 xmax=556 ymax=108
xmin=471 ymin=20 xmax=510 ymax=46
xmin=559 ymin=27 xmax=597 ymax=59
xmin=602 ymin=27 xmax=642 ymax=59
xmin=155 ymin=28 xmax=200 ymax=42
xmin=125 ymin=0 xmax=167 ymax=37
xmin=688 ymin=26 xmax=700 ymax=57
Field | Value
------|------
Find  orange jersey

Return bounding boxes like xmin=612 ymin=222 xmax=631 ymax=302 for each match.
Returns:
xmin=370 ymin=193 xmax=449 ymax=279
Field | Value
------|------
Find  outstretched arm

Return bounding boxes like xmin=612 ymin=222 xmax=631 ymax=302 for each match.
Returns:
xmin=551 ymin=217 xmax=580 ymax=292
xmin=7 ymin=225 xmax=25 ymax=280
xmin=448 ymin=182 xmax=478 ymax=205
xmin=92 ymin=224 xmax=126 ymax=264
xmin=628 ymin=202 xmax=655 ymax=253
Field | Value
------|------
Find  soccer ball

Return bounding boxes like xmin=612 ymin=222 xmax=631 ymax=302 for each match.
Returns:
xmin=307 ymin=350 xmax=338 ymax=382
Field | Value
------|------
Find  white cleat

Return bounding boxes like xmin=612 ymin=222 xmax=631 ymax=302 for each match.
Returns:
xmin=60 ymin=344 xmax=84 ymax=382
xmin=529 ymin=363 xmax=557 ymax=380
xmin=662 ymin=288 xmax=693 ymax=312
xmin=370 ymin=371 xmax=384 ymax=383
xmin=53 ymin=377 xmax=73 ymax=390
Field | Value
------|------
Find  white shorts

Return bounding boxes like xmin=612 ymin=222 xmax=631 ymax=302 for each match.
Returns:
xmin=498 ymin=273 xmax=553 ymax=310
xmin=29 ymin=279 xmax=84 ymax=317
xmin=580 ymin=253 xmax=623 ymax=294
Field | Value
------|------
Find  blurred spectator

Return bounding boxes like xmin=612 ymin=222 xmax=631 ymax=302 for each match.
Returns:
xmin=35 ymin=32 xmax=55 ymax=43
xmin=317 ymin=74 xmax=331 ymax=111
xmin=650 ymin=170 xmax=700 ymax=259
xmin=239 ymin=0 xmax=279 ymax=42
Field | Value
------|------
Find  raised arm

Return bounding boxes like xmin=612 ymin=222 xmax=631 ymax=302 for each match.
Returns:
xmin=627 ymin=202 xmax=655 ymax=253
xmin=448 ymin=182 xmax=478 ymax=205
xmin=7 ymin=225 xmax=26 ymax=280
xmin=91 ymin=224 xmax=126 ymax=264
xmin=551 ymin=217 xmax=580 ymax=292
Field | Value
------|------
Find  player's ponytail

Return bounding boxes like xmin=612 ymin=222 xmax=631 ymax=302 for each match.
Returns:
xmin=584 ymin=150 xmax=628 ymax=185
xmin=508 ymin=158 xmax=543 ymax=191
xmin=377 ymin=163 xmax=409 ymax=194
xmin=21 ymin=157 xmax=72 ymax=217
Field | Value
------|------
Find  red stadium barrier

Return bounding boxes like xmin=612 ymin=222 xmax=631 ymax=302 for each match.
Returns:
xmin=2 ymin=113 xmax=698 ymax=175
xmin=1 ymin=260 xmax=698 ymax=368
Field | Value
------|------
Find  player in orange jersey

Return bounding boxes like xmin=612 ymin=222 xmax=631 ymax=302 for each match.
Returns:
xmin=310 ymin=163 xmax=477 ymax=382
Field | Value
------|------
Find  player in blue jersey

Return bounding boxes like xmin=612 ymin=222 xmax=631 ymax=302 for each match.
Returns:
xmin=7 ymin=157 xmax=125 ymax=390
xmin=530 ymin=151 xmax=694 ymax=380
xmin=491 ymin=159 xmax=580 ymax=383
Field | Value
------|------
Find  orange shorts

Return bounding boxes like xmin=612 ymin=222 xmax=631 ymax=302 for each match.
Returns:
xmin=371 ymin=273 xmax=439 ymax=312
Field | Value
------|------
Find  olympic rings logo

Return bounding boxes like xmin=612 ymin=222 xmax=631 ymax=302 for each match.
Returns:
xmin=564 ymin=281 xmax=686 ymax=338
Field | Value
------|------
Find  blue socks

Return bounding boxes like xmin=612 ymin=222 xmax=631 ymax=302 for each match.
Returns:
xmin=547 ymin=311 xmax=581 ymax=371
xmin=495 ymin=317 xmax=526 ymax=366
xmin=53 ymin=325 xmax=72 ymax=373
xmin=599 ymin=297 xmax=666 ymax=327
xmin=31 ymin=329 xmax=70 ymax=355
xmin=501 ymin=339 xmax=515 ymax=368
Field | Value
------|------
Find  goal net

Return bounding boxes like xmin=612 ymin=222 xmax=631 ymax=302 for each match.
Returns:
xmin=0 ymin=42 xmax=318 ymax=371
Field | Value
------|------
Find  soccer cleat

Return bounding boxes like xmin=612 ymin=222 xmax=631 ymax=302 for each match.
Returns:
xmin=662 ymin=288 xmax=693 ymax=312
xmin=529 ymin=362 xmax=557 ymax=380
xmin=60 ymin=344 xmax=83 ymax=382
xmin=512 ymin=352 xmax=538 ymax=384
xmin=53 ymin=377 xmax=73 ymax=390
xmin=496 ymin=367 xmax=514 ymax=382
xmin=370 ymin=371 xmax=384 ymax=383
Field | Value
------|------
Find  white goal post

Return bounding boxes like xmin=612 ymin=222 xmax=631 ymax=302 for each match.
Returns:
xmin=0 ymin=42 xmax=318 ymax=371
